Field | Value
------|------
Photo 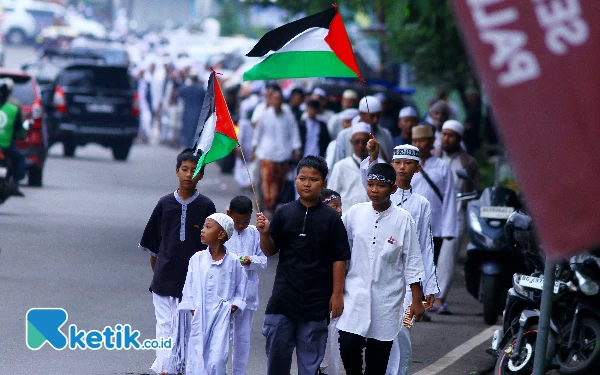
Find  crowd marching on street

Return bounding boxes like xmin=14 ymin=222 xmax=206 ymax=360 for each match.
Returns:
xmin=137 ymin=66 xmax=486 ymax=375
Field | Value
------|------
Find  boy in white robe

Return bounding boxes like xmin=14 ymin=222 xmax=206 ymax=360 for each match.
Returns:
xmin=225 ymin=196 xmax=267 ymax=375
xmin=360 ymin=140 xmax=440 ymax=375
xmin=337 ymin=163 xmax=425 ymax=375
xmin=178 ymin=213 xmax=247 ymax=375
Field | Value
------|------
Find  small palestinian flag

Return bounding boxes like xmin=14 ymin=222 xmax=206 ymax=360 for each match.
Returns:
xmin=192 ymin=71 xmax=238 ymax=178
xmin=243 ymin=5 xmax=361 ymax=81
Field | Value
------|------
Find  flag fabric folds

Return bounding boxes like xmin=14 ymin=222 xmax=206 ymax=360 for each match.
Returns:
xmin=192 ymin=71 xmax=239 ymax=178
xmin=243 ymin=6 xmax=361 ymax=81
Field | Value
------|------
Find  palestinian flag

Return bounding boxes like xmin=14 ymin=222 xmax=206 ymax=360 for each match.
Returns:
xmin=243 ymin=6 xmax=361 ymax=81
xmin=192 ymin=71 xmax=238 ymax=178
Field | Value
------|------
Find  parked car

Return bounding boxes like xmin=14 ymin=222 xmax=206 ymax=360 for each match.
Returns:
xmin=1 ymin=70 xmax=48 ymax=186
xmin=40 ymin=62 xmax=139 ymax=160
xmin=1 ymin=0 xmax=65 ymax=44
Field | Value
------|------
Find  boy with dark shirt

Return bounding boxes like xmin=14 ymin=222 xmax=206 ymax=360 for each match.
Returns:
xmin=139 ymin=148 xmax=216 ymax=375
xmin=256 ymin=156 xmax=350 ymax=375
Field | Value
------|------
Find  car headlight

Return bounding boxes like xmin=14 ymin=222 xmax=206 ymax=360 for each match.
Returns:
xmin=469 ymin=209 xmax=482 ymax=234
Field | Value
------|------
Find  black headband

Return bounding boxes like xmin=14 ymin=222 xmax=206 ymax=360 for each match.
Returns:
xmin=323 ymin=194 xmax=341 ymax=205
xmin=367 ymin=173 xmax=394 ymax=186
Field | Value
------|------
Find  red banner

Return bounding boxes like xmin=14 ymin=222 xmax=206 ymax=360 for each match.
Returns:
xmin=451 ymin=0 xmax=600 ymax=259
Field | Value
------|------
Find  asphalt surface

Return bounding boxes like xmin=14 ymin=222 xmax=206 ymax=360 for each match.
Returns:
xmin=0 ymin=46 xmax=504 ymax=374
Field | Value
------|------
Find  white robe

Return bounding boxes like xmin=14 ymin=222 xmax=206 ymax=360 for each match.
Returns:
xmin=178 ymin=250 xmax=247 ymax=375
xmin=337 ymin=203 xmax=424 ymax=341
xmin=327 ymin=155 xmax=369 ymax=209
xmin=411 ymin=156 xmax=457 ymax=238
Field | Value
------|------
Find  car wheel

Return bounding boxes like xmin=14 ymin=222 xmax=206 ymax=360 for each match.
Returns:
xmin=63 ymin=141 xmax=76 ymax=157
xmin=112 ymin=140 xmax=132 ymax=161
xmin=6 ymin=29 xmax=26 ymax=45
xmin=28 ymin=167 xmax=43 ymax=187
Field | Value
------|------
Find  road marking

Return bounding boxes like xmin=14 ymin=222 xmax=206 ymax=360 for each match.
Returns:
xmin=413 ymin=325 xmax=501 ymax=375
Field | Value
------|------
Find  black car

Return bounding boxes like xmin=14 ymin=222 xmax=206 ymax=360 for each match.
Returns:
xmin=41 ymin=63 xmax=139 ymax=160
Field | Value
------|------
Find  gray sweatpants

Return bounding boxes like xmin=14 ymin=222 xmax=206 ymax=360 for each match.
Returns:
xmin=262 ymin=313 xmax=328 ymax=375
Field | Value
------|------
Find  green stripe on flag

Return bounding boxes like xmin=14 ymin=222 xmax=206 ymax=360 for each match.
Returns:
xmin=244 ymin=51 xmax=358 ymax=81
xmin=194 ymin=132 xmax=238 ymax=177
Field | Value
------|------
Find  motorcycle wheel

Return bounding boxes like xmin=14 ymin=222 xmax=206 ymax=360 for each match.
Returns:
xmin=483 ymin=274 xmax=501 ymax=325
xmin=556 ymin=318 xmax=600 ymax=375
xmin=495 ymin=329 xmax=538 ymax=374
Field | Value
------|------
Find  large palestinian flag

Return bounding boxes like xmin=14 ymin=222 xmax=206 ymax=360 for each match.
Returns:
xmin=243 ymin=6 xmax=361 ymax=81
xmin=192 ymin=71 xmax=238 ymax=178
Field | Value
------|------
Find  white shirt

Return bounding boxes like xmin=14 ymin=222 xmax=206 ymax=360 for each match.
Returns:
xmin=333 ymin=125 xmax=394 ymax=165
xmin=412 ymin=156 xmax=457 ymax=238
xmin=327 ymin=154 xmax=368 ymax=209
xmin=224 ymin=225 xmax=267 ymax=311
xmin=325 ymin=140 xmax=337 ymax=170
xmin=252 ymin=106 xmax=302 ymax=162
xmin=360 ymin=157 xmax=439 ymax=296
xmin=303 ymin=118 xmax=321 ymax=157
xmin=337 ymin=203 xmax=424 ymax=341
xmin=440 ymin=152 xmax=466 ymax=193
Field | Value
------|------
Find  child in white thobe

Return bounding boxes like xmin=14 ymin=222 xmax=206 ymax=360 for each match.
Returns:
xmin=178 ymin=213 xmax=247 ymax=375
xmin=225 ymin=196 xmax=267 ymax=375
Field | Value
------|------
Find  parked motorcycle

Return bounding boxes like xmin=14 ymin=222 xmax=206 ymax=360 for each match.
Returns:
xmin=490 ymin=211 xmax=600 ymax=374
xmin=464 ymin=185 xmax=523 ymax=324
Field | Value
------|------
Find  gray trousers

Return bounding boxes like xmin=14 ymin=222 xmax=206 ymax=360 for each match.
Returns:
xmin=262 ymin=313 xmax=328 ymax=375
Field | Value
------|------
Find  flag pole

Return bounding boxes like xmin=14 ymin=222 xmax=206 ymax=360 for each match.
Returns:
xmin=237 ymin=145 xmax=261 ymax=214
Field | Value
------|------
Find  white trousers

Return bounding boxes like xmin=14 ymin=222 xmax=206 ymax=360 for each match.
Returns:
xmin=232 ymin=308 xmax=255 ymax=375
xmin=139 ymin=107 xmax=153 ymax=140
xmin=386 ymin=287 xmax=413 ymax=375
xmin=151 ymin=292 xmax=184 ymax=375
xmin=436 ymin=207 xmax=466 ymax=300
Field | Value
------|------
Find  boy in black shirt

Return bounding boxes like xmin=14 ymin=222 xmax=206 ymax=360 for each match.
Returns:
xmin=139 ymin=148 xmax=216 ymax=375
xmin=257 ymin=155 xmax=350 ymax=375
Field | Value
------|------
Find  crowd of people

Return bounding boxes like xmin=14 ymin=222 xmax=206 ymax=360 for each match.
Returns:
xmin=138 ymin=79 xmax=484 ymax=374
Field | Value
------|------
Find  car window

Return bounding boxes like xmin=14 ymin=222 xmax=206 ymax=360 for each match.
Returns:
xmin=27 ymin=9 xmax=58 ymax=30
xmin=58 ymin=68 xmax=132 ymax=90
xmin=70 ymin=47 xmax=129 ymax=66
xmin=12 ymin=82 xmax=35 ymax=105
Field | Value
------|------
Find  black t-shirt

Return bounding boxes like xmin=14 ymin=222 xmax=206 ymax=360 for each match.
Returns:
xmin=266 ymin=200 xmax=351 ymax=321
xmin=139 ymin=191 xmax=216 ymax=298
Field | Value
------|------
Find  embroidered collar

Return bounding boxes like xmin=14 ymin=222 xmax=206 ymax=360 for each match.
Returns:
xmin=174 ymin=190 xmax=200 ymax=205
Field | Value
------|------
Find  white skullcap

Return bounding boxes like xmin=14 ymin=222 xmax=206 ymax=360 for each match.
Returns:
xmin=342 ymin=89 xmax=358 ymax=99
xmin=442 ymin=120 xmax=464 ymax=137
xmin=351 ymin=121 xmax=371 ymax=135
xmin=207 ymin=213 xmax=234 ymax=240
xmin=399 ymin=106 xmax=418 ymax=119
xmin=340 ymin=108 xmax=359 ymax=121
xmin=351 ymin=116 xmax=361 ymax=125
xmin=393 ymin=144 xmax=420 ymax=162
xmin=358 ymin=96 xmax=382 ymax=113
xmin=312 ymin=87 xmax=326 ymax=97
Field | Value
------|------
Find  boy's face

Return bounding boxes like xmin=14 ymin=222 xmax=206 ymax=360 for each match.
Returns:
xmin=176 ymin=160 xmax=201 ymax=189
xmin=306 ymin=105 xmax=317 ymax=119
xmin=296 ymin=167 xmax=324 ymax=202
xmin=326 ymin=198 xmax=342 ymax=216
xmin=201 ymin=218 xmax=226 ymax=245
xmin=229 ymin=211 xmax=252 ymax=233
xmin=391 ymin=159 xmax=421 ymax=184
xmin=366 ymin=180 xmax=397 ymax=205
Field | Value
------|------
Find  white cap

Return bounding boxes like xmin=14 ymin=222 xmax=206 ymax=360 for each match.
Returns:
xmin=442 ymin=120 xmax=464 ymax=137
xmin=312 ymin=87 xmax=326 ymax=97
xmin=342 ymin=89 xmax=358 ymax=99
xmin=393 ymin=144 xmax=420 ymax=162
xmin=340 ymin=108 xmax=359 ymax=120
xmin=359 ymin=96 xmax=382 ymax=113
xmin=399 ymin=106 xmax=418 ymax=119
xmin=351 ymin=121 xmax=371 ymax=135
xmin=207 ymin=213 xmax=234 ymax=240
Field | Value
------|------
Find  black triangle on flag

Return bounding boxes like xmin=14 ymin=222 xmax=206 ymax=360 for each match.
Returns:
xmin=192 ymin=72 xmax=216 ymax=154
